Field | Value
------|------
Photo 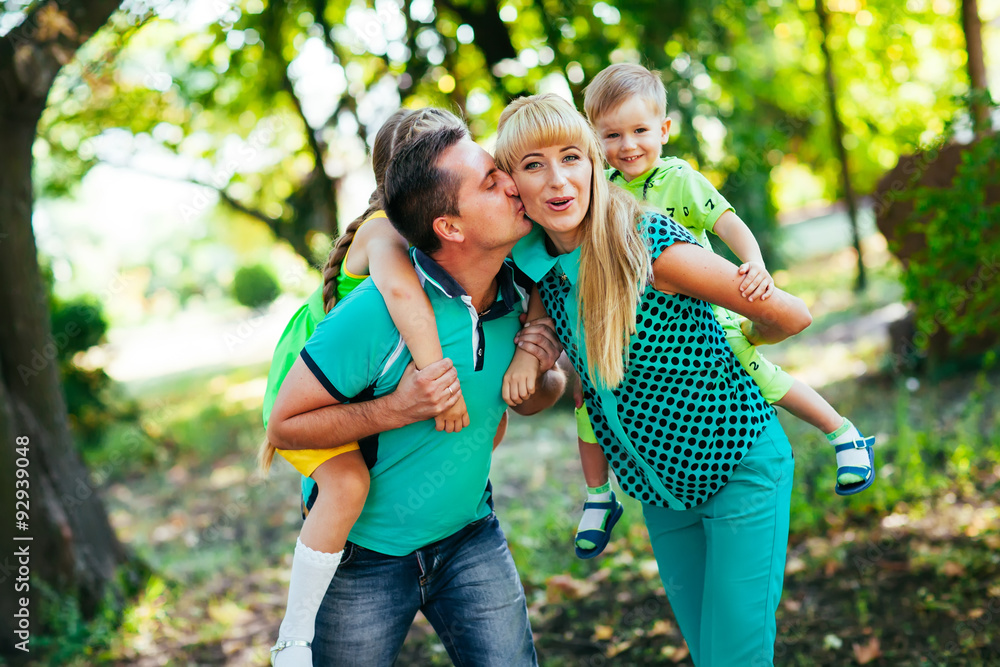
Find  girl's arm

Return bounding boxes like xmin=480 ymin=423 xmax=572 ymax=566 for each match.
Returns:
xmin=502 ymin=286 xmax=546 ymax=406
xmin=360 ymin=218 xmax=470 ymax=432
xmin=712 ymin=210 xmax=774 ymax=303
xmin=652 ymin=241 xmax=811 ymax=344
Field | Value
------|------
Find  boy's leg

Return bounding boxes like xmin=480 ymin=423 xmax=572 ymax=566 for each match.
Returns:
xmin=699 ymin=414 xmax=794 ymax=667
xmin=775 ymin=379 xmax=871 ymax=486
xmin=312 ymin=543 xmax=423 ymax=665
xmin=421 ymin=514 xmax=537 ymax=667
xmin=641 ymin=503 xmax=706 ymax=665
xmin=274 ymin=449 xmax=369 ymax=665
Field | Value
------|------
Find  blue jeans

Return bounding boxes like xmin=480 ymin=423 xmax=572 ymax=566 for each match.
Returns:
xmin=312 ymin=512 xmax=537 ymax=666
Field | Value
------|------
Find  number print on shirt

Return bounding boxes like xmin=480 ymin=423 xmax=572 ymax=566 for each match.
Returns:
xmin=705 ymin=198 xmax=715 ymax=210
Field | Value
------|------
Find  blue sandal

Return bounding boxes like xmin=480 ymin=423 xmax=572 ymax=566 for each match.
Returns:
xmin=834 ymin=434 xmax=876 ymax=496
xmin=574 ymin=492 xmax=624 ymax=559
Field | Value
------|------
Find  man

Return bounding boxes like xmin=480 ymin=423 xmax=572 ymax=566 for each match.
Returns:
xmin=267 ymin=124 xmax=566 ymax=665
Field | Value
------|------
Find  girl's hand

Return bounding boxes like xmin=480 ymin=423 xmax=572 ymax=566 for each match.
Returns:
xmin=435 ymin=392 xmax=470 ymax=433
xmin=737 ymin=260 xmax=775 ymax=302
xmin=502 ymin=349 xmax=542 ymax=406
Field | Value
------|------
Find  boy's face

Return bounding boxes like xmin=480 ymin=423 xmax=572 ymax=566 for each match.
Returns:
xmin=593 ymin=97 xmax=671 ymax=182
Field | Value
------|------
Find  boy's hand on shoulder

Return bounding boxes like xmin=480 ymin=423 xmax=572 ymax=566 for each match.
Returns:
xmin=738 ymin=260 xmax=774 ymax=303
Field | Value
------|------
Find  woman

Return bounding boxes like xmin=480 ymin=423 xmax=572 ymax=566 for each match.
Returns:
xmin=495 ymin=94 xmax=812 ymax=666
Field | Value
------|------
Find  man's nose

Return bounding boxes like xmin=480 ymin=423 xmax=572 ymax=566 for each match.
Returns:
xmin=498 ymin=171 xmax=518 ymax=197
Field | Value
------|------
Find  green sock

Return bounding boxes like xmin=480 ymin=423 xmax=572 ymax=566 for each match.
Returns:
xmin=827 ymin=419 xmax=868 ymax=485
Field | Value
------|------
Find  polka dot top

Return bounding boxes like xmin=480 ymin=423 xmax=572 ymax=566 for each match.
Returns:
xmin=512 ymin=213 xmax=775 ymax=510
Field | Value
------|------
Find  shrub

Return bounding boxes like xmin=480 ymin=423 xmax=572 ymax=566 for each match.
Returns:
xmin=232 ymin=264 xmax=280 ymax=309
xmin=896 ymin=130 xmax=1000 ymax=361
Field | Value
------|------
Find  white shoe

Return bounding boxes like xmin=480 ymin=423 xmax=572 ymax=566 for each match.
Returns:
xmin=270 ymin=638 xmax=312 ymax=666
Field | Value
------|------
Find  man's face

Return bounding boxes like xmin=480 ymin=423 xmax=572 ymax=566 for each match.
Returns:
xmin=438 ymin=139 xmax=530 ymax=251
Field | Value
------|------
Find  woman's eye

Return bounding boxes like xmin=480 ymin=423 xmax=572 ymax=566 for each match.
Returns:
xmin=525 ymin=161 xmax=541 ymax=170
xmin=563 ymin=154 xmax=579 ymax=163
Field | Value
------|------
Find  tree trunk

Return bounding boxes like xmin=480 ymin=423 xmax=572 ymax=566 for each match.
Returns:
xmin=815 ymin=0 xmax=866 ymax=291
xmin=0 ymin=1 xmax=128 ymax=657
xmin=961 ymin=0 xmax=990 ymax=135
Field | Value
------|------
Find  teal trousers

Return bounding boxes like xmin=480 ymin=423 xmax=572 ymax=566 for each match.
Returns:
xmin=642 ymin=414 xmax=794 ymax=667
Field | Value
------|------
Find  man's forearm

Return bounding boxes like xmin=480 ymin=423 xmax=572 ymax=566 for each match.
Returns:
xmin=512 ymin=368 xmax=566 ymax=416
xmin=269 ymin=394 xmax=413 ymax=450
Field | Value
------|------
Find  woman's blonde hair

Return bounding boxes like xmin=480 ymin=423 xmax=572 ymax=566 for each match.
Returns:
xmin=259 ymin=106 xmax=465 ymax=474
xmin=495 ymin=94 xmax=649 ymax=389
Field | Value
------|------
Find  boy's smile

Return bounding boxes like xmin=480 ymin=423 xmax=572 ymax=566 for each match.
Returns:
xmin=593 ymin=97 xmax=671 ymax=182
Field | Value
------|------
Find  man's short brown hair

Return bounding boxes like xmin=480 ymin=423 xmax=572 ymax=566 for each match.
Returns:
xmin=583 ymin=63 xmax=666 ymax=123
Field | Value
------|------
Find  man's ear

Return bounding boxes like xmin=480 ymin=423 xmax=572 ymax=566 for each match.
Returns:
xmin=432 ymin=215 xmax=465 ymax=244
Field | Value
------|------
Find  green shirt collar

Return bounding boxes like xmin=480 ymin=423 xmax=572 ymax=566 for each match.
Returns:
xmin=511 ymin=223 xmax=582 ymax=285
xmin=608 ymin=158 xmax=669 ymax=192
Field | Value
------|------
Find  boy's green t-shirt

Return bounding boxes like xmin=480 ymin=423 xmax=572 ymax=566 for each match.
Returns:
xmin=607 ymin=157 xmax=734 ymax=252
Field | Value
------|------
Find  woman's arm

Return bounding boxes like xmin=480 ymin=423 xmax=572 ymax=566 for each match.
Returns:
xmin=652 ymin=241 xmax=812 ymax=344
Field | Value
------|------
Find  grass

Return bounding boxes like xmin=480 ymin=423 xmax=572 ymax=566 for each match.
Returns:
xmin=22 ymin=242 xmax=1000 ymax=666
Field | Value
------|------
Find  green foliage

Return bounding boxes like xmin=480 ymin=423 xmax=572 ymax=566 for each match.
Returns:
xmin=896 ymin=127 xmax=1000 ymax=357
xmin=232 ymin=263 xmax=280 ymax=308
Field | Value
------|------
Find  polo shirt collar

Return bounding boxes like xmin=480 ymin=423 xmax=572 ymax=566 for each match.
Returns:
xmin=412 ymin=248 xmax=521 ymax=313
xmin=511 ymin=223 xmax=582 ymax=285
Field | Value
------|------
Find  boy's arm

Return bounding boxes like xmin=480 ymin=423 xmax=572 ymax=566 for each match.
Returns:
xmin=712 ymin=210 xmax=774 ymax=303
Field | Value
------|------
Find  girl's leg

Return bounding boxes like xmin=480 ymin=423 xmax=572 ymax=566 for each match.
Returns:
xmin=575 ymin=438 xmax=621 ymax=554
xmin=698 ymin=415 xmax=794 ymax=666
xmin=274 ymin=450 xmax=370 ymax=666
xmin=641 ymin=503 xmax=706 ymax=665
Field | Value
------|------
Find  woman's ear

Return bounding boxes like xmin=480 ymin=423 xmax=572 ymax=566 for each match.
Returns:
xmin=432 ymin=215 xmax=465 ymax=244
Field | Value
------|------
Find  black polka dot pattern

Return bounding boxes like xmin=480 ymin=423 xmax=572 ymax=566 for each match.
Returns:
xmin=537 ymin=213 xmax=774 ymax=509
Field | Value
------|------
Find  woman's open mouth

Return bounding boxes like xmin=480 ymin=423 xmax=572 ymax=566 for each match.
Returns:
xmin=546 ymin=197 xmax=574 ymax=211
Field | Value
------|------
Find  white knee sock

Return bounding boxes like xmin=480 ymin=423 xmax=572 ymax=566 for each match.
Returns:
xmin=275 ymin=539 xmax=342 ymax=664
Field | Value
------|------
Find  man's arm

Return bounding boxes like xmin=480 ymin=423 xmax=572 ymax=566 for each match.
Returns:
xmin=267 ymin=357 xmax=460 ymax=450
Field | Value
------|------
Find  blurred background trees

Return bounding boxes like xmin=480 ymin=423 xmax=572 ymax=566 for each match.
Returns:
xmin=1 ymin=0 xmax=997 ymax=662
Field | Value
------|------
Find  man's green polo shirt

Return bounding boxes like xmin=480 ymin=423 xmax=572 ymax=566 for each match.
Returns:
xmin=301 ymin=249 xmax=529 ymax=556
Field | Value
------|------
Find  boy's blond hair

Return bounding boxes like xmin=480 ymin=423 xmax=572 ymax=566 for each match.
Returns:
xmin=583 ymin=63 xmax=666 ymax=123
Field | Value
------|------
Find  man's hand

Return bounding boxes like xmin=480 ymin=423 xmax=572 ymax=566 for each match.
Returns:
xmin=514 ymin=317 xmax=563 ymax=373
xmin=389 ymin=358 xmax=461 ymax=422
xmin=737 ymin=260 xmax=774 ymax=303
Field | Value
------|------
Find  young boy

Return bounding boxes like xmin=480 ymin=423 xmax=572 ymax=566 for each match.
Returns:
xmin=568 ymin=63 xmax=875 ymax=558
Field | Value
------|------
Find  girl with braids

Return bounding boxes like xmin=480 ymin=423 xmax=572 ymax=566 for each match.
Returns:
xmin=495 ymin=95 xmax=813 ymax=666
xmin=261 ymin=107 xmax=477 ymax=667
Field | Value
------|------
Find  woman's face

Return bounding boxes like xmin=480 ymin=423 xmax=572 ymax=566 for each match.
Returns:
xmin=509 ymin=142 xmax=593 ymax=252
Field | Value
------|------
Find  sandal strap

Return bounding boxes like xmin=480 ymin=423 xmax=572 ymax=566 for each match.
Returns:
xmin=582 ymin=492 xmax=619 ymax=512
xmin=271 ymin=639 xmax=312 ymax=665
xmin=834 ymin=436 xmax=875 ymax=453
